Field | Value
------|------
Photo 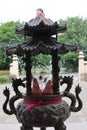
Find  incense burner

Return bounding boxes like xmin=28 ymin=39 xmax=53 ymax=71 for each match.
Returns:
xmin=3 ymin=9 xmax=82 ymax=130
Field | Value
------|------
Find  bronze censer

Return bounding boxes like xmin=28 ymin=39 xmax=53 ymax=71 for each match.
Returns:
xmin=3 ymin=9 xmax=82 ymax=130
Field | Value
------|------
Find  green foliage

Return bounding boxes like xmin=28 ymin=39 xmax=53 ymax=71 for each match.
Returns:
xmin=0 ymin=46 xmax=10 ymax=70
xmin=0 ymin=70 xmax=9 ymax=75
xmin=32 ymin=54 xmax=51 ymax=68
xmin=58 ymin=17 xmax=87 ymax=46
xmin=0 ymin=71 xmax=10 ymax=84
xmin=58 ymin=17 xmax=87 ymax=71
xmin=0 ymin=21 xmax=24 ymax=44
xmin=0 ymin=21 xmax=24 ymax=70
xmin=0 ymin=76 xmax=10 ymax=84
xmin=61 ymin=52 xmax=78 ymax=72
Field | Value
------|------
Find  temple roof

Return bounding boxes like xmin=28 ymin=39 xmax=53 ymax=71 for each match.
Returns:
xmin=15 ymin=17 xmax=67 ymax=36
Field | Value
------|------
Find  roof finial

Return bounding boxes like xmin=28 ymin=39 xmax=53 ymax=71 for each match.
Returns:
xmin=36 ymin=8 xmax=45 ymax=17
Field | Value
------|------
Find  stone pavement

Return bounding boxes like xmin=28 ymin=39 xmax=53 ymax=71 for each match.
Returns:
xmin=0 ymin=123 xmax=87 ymax=130
xmin=0 ymin=78 xmax=87 ymax=130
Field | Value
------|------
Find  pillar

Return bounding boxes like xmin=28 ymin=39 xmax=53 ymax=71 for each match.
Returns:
xmin=78 ymin=51 xmax=84 ymax=81
xmin=10 ymin=54 xmax=19 ymax=79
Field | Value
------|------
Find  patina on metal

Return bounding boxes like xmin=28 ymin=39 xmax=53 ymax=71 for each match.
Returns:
xmin=3 ymin=9 xmax=82 ymax=130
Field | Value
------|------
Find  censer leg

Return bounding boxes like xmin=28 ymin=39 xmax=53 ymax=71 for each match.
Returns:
xmin=54 ymin=122 xmax=66 ymax=130
xmin=40 ymin=127 xmax=46 ymax=130
xmin=21 ymin=124 xmax=33 ymax=130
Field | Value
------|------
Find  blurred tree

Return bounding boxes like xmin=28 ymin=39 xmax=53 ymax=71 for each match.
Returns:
xmin=32 ymin=54 xmax=51 ymax=69
xmin=58 ymin=17 xmax=87 ymax=72
xmin=0 ymin=21 xmax=24 ymax=70
xmin=0 ymin=21 xmax=24 ymax=44
xmin=61 ymin=52 xmax=78 ymax=72
xmin=58 ymin=17 xmax=87 ymax=46
xmin=0 ymin=46 xmax=10 ymax=70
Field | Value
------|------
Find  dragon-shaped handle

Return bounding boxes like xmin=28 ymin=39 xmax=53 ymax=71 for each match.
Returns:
xmin=3 ymin=87 xmax=22 ymax=115
xmin=63 ymin=84 xmax=83 ymax=112
xmin=3 ymin=78 xmax=25 ymax=115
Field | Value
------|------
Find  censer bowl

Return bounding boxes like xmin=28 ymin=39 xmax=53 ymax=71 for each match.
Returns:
xmin=16 ymin=95 xmax=70 ymax=127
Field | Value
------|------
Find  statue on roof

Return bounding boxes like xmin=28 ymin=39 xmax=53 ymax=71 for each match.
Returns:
xmin=36 ymin=8 xmax=45 ymax=17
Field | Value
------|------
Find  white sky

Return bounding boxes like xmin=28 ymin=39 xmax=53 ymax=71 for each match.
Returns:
xmin=0 ymin=0 xmax=87 ymax=23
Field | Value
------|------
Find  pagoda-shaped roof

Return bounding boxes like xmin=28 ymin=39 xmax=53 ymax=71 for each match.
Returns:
xmin=6 ymin=37 xmax=77 ymax=56
xmin=15 ymin=16 xmax=67 ymax=36
xmin=6 ymin=12 xmax=77 ymax=56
